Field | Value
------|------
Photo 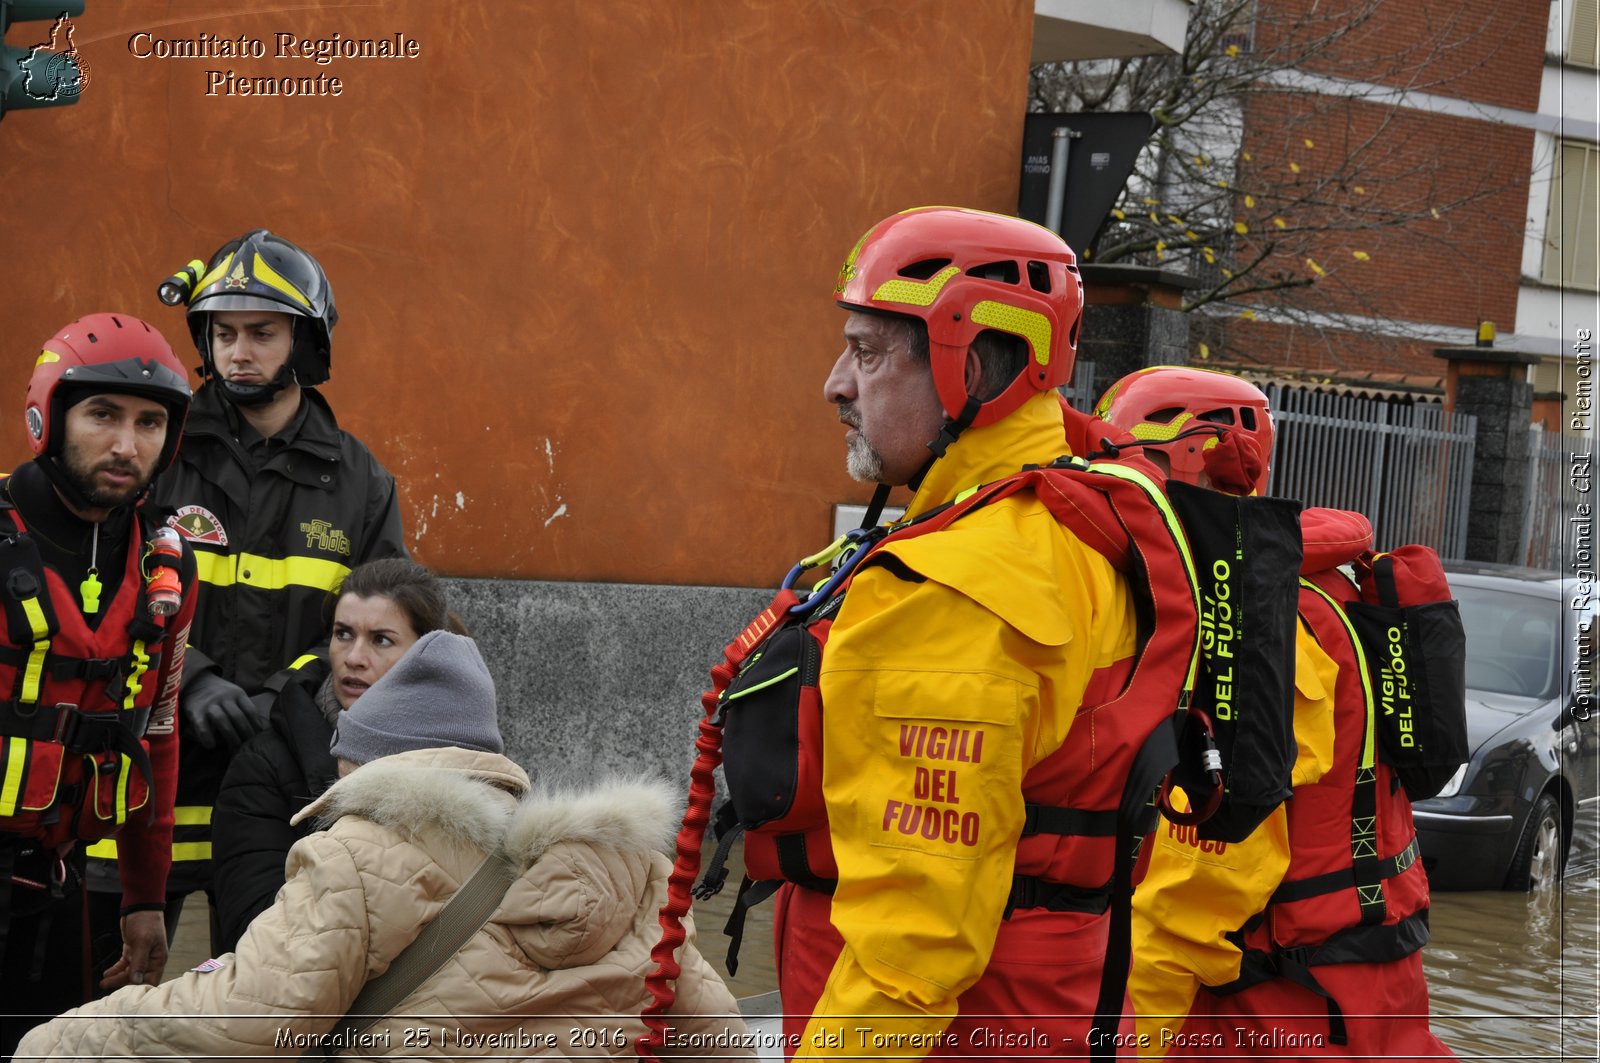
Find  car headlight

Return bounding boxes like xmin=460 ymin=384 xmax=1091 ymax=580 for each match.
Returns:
xmin=1431 ymin=762 xmax=1469 ymax=798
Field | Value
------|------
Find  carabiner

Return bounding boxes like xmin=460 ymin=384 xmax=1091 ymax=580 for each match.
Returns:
xmin=783 ymin=526 xmax=886 ymax=616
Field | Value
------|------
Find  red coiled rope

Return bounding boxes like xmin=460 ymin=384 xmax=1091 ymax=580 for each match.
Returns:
xmin=637 ymin=589 xmax=800 ymax=1061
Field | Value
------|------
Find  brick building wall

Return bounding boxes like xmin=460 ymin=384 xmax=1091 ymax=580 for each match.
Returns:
xmin=1209 ymin=0 xmax=1547 ymax=377
xmin=1266 ymin=0 xmax=1547 ymax=110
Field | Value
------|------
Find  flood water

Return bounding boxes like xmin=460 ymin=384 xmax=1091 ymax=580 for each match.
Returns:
xmin=678 ymin=840 xmax=1600 ymax=1061
xmin=1425 ymin=866 xmax=1600 ymax=1061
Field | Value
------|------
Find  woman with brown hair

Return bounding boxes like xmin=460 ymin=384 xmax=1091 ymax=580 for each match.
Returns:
xmin=208 ymin=557 xmax=465 ymax=951
xmin=21 ymin=631 xmax=748 ymax=1060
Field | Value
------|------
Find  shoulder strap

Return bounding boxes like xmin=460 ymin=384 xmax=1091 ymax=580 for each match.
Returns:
xmin=1297 ymin=577 xmax=1387 ymax=925
xmin=305 ymin=848 xmax=519 ymax=1059
xmin=262 ymin=652 xmax=330 ymax=697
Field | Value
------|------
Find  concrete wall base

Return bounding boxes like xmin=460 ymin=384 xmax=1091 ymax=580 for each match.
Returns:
xmin=442 ymin=577 xmax=773 ymax=790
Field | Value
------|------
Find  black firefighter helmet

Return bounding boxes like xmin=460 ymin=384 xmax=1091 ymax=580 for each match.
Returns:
xmin=180 ymin=229 xmax=338 ymax=404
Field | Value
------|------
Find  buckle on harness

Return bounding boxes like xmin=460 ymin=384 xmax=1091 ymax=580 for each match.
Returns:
xmin=54 ymin=657 xmax=120 ymax=682
xmin=1007 ymin=876 xmax=1039 ymax=915
xmin=47 ymin=703 xmax=81 ymax=746
xmin=1274 ymin=944 xmax=1316 ymax=973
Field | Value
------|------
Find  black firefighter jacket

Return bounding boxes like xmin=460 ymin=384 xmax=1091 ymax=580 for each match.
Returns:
xmin=90 ymin=384 xmax=407 ymax=896
xmin=210 ymin=659 xmax=335 ymax=952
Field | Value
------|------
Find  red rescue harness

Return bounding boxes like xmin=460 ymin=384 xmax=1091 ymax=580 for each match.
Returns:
xmin=640 ymin=454 xmax=1209 ymax=1061
xmin=1201 ymin=539 xmax=1451 ymax=1044
xmin=0 ymin=505 xmax=176 ymax=847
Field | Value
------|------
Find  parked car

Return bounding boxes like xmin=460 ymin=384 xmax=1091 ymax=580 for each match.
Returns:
xmin=1411 ymin=563 xmax=1598 ymax=891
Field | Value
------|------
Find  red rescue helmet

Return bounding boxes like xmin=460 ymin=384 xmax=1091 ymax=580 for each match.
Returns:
xmin=1095 ymin=366 xmax=1274 ymax=495
xmin=833 ymin=206 xmax=1084 ymax=429
xmin=26 ymin=313 xmax=193 ymax=472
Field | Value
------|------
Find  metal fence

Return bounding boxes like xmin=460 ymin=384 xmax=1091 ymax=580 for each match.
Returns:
xmin=1263 ymin=386 xmax=1478 ymax=560
xmin=1520 ymin=425 xmax=1587 ymax=570
xmin=1060 ymin=359 xmax=1098 ymax=412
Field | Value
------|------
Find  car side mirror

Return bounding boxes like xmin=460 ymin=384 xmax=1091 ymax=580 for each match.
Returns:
xmin=1558 ymin=677 xmax=1594 ymax=730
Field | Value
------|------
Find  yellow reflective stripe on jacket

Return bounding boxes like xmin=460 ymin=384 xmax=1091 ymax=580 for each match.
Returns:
xmin=194 ymin=551 xmax=350 ymax=593
xmin=0 ymin=735 xmax=27 ymax=816
xmin=1082 ymin=458 xmax=1205 ymax=694
xmin=86 ymin=841 xmax=212 ymax=862
xmin=122 ymin=639 xmax=150 ymax=710
xmin=174 ymin=805 xmax=212 ymax=826
xmin=289 ymin=653 xmax=320 ymax=670
xmin=20 ymin=596 xmax=50 ymax=705
xmin=86 ymin=805 xmax=213 ymax=860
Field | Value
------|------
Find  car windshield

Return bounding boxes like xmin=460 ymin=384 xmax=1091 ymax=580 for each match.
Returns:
xmin=1454 ymin=585 xmax=1562 ymax=699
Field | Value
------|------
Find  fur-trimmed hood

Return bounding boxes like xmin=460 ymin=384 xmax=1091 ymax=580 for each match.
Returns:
xmin=292 ymin=745 xmax=680 ymax=869
xmin=292 ymin=745 xmax=686 ymax=971
xmin=14 ymin=745 xmax=752 ymax=1061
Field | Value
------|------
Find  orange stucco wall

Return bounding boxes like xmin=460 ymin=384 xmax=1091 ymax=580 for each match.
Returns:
xmin=0 ymin=0 xmax=1035 ymax=586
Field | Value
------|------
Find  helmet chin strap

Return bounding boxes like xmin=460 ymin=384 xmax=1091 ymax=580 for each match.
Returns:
xmin=908 ymin=395 xmax=983 ymax=492
xmin=859 ymin=482 xmax=894 ymax=530
xmin=217 ymin=363 xmax=298 ymax=407
xmin=198 ymin=311 xmax=303 ymax=407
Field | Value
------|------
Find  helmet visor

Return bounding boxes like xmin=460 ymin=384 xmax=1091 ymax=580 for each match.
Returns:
xmin=190 ymin=293 xmax=310 ymax=317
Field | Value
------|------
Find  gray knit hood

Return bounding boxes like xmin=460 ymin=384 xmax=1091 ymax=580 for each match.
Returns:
xmin=329 ymin=630 xmax=504 ymax=766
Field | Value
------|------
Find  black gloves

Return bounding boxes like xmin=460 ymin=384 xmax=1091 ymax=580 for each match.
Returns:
xmin=182 ymin=671 xmax=267 ymax=749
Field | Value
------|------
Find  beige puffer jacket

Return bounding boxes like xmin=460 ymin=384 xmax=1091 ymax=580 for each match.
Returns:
xmin=19 ymin=747 xmax=751 ymax=1061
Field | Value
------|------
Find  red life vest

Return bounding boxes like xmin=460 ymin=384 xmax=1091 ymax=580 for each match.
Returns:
xmin=0 ymin=506 xmax=175 ymax=848
xmin=1274 ymin=575 xmax=1431 ymax=939
xmin=644 ymin=450 xmax=1302 ymax=1062
xmin=1201 ymin=511 xmax=1436 ymax=1045
xmin=691 ymin=455 xmax=1207 ymax=1056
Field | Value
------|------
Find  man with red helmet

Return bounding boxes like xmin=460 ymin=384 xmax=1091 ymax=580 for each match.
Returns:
xmin=85 ymin=230 xmax=408 ymax=956
xmin=1093 ymin=366 xmax=1274 ymax=495
xmin=745 ymin=206 xmax=1163 ymax=1058
xmin=0 ymin=314 xmax=198 ymax=1056
xmin=1098 ymin=367 xmax=1456 ymax=1060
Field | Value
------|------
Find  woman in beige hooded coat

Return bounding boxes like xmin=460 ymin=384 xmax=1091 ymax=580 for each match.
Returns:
xmin=18 ymin=631 xmax=750 ymax=1061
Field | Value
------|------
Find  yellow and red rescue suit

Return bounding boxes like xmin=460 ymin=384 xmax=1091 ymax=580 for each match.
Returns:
xmin=1128 ymin=507 xmax=1455 ymax=1061
xmin=777 ymin=392 xmax=1147 ymax=1060
xmin=0 ymin=470 xmax=194 ymax=910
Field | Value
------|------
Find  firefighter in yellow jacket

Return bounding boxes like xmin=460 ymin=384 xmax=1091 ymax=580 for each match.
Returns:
xmin=1100 ymin=367 xmax=1455 ymax=1060
xmin=762 ymin=207 xmax=1155 ymax=1059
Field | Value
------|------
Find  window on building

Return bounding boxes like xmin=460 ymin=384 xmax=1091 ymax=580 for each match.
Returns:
xmin=1573 ymin=0 xmax=1600 ymax=68
xmin=1542 ymin=139 xmax=1600 ymax=290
